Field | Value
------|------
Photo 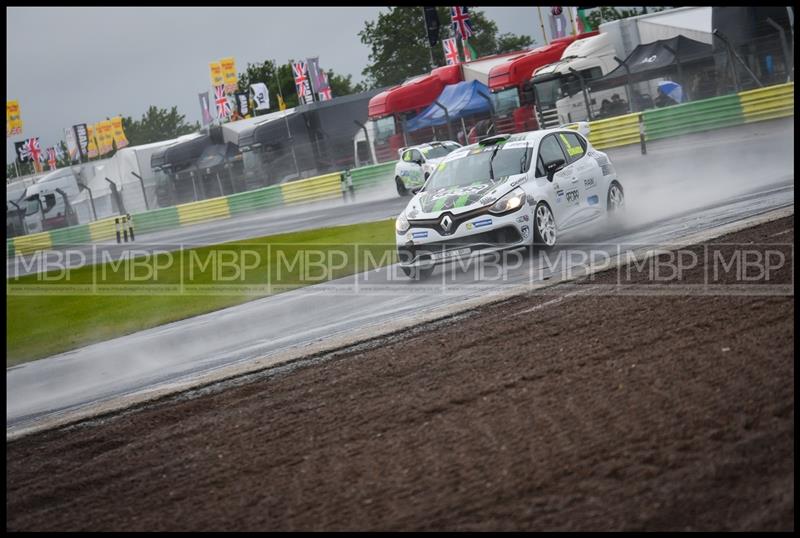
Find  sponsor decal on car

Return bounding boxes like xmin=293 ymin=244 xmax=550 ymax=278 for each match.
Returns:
xmin=465 ymin=217 xmax=492 ymax=230
xmin=521 ymin=225 xmax=530 ymax=238
xmin=587 ymin=195 xmax=599 ymax=206
xmin=566 ymin=189 xmax=579 ymax=204
xmin=516 ymin=214 xmax=530 ymax=223
xmin=583 ymin=177 xmax=596 ymax=189
xmin=555 ymin=189 xmax=565 ymax=203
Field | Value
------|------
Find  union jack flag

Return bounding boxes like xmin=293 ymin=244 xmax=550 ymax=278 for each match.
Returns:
xmin=25 ymin=137 xmax=43 ymax=164
xmin=443 ymin=37 xmax=460 ymax=65
xmin=318 ymin=71 xmax=333 ymax=101
xmin=47 ymin=147 xmax=58 ymax=170
xmin=292 ymin=61 xmax=314 ymax=104
xmin=214 ymin=84 xmax=231 ymax=119
xmin=450 ymin=6 xmax=473 ymax=40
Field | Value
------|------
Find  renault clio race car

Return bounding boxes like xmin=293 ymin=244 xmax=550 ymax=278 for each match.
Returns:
xmin=394 ymin=141 xmax=462 ymax=196
xmin=395 ymin=128 xmax=625 ymax=278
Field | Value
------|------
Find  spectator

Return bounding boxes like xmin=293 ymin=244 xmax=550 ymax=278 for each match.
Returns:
xmin=654 ymin=87 xmax=678 ymax=108
xmin=610 ymin=93 xmax=628 ymax=115
xmin=600 ymin=98 xmax=612 ymax=117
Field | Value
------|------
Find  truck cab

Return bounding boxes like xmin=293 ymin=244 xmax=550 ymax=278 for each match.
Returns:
xmin=531 ymin=33 xmax=619 ymax=128
xmin=20 ymin=168 xmax=83 ymax=234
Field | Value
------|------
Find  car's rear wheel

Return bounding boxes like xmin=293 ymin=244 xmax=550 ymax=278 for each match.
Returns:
xmin=533 ymin=202 xmax=557 ymax=249
xmin=400 ymin=264 xmax=434 ymax=280
xmin=395 ymin=177 xmax=408 ymax=197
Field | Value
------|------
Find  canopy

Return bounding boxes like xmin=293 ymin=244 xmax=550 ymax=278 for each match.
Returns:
xmin=406 ymin=80 xmax=494 ymax=132
xmin=591 ymin=35 xmax=713 ymax=91
xmin=150 ymin=133 xmax=210 ymax=171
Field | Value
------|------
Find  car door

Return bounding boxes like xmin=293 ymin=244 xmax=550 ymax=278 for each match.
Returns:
xmin=556 ymin=131 xmax=603 ymax=225
xmin=535 ymin=134 xmax=582 ymax=230
xmin=398 ymin=149 xmax=420 ymax=187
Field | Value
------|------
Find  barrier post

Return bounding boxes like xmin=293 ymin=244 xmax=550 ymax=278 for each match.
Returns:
xmin=127 ymin=214 xmax=135 ymax=242
xmin=638 ymin=114 xmax=647 ymax=155
xmin=115 ymin=217 xmax=122 ymax=244
xmin=122 ymin=215 xmax=129 ymax=243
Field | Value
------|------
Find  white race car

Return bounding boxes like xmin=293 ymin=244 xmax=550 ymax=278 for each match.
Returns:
xmin=395 ymin=128 xmax=625 ymax=278
xmin=394 ymin=141 xmax=462 ymax=196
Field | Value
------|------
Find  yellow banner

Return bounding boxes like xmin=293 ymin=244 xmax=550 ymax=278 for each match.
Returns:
xmin=87 ymin=124 xmax=98 ymax=158
xmin=210 ymin=61 xmax=224 ymax=88
xmin=98 ymin=120 xmax=114 ymax=155
xmin=111 ymin=116 xmax=129 ymax=149
xmin=6 ymin=100 xmax=22 ymax=137
xmin=220 ymin=56 xmax=237 ymax=93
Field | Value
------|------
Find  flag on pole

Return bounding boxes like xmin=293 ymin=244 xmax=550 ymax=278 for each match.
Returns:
xmin=14 ymin=141 xmax=30 ymax=162
xmin=464 ymin=38 xmax=478 ymax=62
xmin=220 ymin=57 xmax=237 ymax=94
xmin=292 ymin=61 xmax=314 ymax=105
xmin=573 ymin=7 xmax=595 ymax=33
xmin=65 ymin=127 xmax=79 ymax=161
xmin=214 ymin=84 xmax=231 ymax=119
xmin=443 ymin=37 xmax=460 ymax=65
xmin=235 ymin=92 xmax=250 ymax=117
xmin=278 ymin=94 xmax=287 ymax=111
xmin=111 ymin=116 xmax=129 ymax=149
xmin=198 ymin=91 xmax=213 ymax=125
xmin=6 ymin=100 xmax=23 ymax=137
xmin=318 ymin=71 xmax=333 ymax=101
xmin=251 ymin=83 xmax=270 ymax=110
xmin=47 ymin=147 xmax=58 ymax=170
xmin=450 ymin=6 xmax=474 ymax=40
xmin=550 ymin=7 xmax=568 ymax=38
xmin=210 ymin=61 xmax=224 ymax=88
xmin=306 ymin=57 xmax=322 ymax=94
xmin=423 ymin=6 xmax=441 ymax=48
xmin=87 ymin=125 xmax=99 ymax=158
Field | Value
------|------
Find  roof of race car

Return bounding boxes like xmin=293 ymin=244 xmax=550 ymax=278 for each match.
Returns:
xmin=443 ymin=128 xmax=587 ymax=161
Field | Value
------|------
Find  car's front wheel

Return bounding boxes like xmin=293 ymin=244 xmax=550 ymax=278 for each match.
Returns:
xmin=395 ymin=177 xmax=408 ymax=197
xmin=533 ymin=202 xmax=557 ymax=249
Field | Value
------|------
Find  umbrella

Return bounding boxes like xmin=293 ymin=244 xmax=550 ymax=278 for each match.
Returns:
xmin=657 ymin=80 xmax=684 ymax=103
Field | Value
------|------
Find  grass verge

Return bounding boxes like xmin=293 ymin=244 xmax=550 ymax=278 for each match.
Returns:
xmin=7 ymin=219 xmax=396 ymax=366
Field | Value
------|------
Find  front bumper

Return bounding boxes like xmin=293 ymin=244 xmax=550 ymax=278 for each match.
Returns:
xmin=396 ymin=208 xmax=532 ymax=268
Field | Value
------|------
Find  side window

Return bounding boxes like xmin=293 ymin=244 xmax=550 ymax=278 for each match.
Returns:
xmin=402 ymin=150 xmax=413 ymax=162
xmin=535 ymin=135 xmax=567 ymax=177
xmin=411 ymin=149 xmax=423 ymax=163
xmin=557 ymin=132 xmax=586 ymax=163
xmin=536 ymin=135 xmax=569 ymax=177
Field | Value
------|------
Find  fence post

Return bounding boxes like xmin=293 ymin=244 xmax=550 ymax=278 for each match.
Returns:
xmin=434 ymin=100 xmax=454 ymax=141
xmin=115 ymin=216 xmax=121 ymax=243
xmin=638 ymin=114 xmax=647 ymax=155
xmin=130 ymin=171 xmax=149 ymax=210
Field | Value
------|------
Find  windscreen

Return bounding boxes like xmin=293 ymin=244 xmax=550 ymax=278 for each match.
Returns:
xmin=424 ymin=146 xmax=531 ymax=190
xmin=421 ymin=143 xmax=459 ymax=160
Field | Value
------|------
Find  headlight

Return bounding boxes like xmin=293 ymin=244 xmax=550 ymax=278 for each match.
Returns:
xmin=396 ymin=213 xmax=410 ymax=234
xmin=488 ymin=187 xmax=526 ymax=215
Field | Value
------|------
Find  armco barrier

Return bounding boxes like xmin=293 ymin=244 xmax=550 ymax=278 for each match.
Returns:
xmin=642 ymin=93 xmax=743 ymax=141
xmin=12 ymin=231 xmax=53 ymax=256
xmin=177 ymin=197 xmax=231 ymax=226
xmin=49 ymin=223 xmax=91 ymax=246
xmin=349 ymin=161 xmax=397 ymax=191
xmin=227 ymin=184 xmax=283 ymax=216
xmin=88 ymin=217 xmax=121 ymax=242
xmin=585 ymin=113 xmax=642 ymax=150
xmin=739 ymin=82 xmax=794 ymax=124
xmin=131 ymin=206 xmax=180 ymax=235
xmin=280 ymin=172 xmax=342 ymax=204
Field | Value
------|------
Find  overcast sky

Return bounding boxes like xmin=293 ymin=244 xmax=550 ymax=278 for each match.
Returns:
xmin=7 ymin=6 xmax=556 ymax=165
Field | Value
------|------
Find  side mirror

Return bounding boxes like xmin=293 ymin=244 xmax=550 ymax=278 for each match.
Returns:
xmin=414 ymin=158 xmax=424 ymax=166
xmin=545 ymin=159 xmax=565 ymax=182
xmin=410 ymin=187 xmax=422 ymax=195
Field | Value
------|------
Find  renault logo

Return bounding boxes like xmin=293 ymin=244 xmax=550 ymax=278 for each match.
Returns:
xmin=440 ymin=214 xmax=453 ymax=233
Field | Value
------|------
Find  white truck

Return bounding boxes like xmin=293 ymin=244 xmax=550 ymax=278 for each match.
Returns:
xmin=531 ymin=7 xmax=713 ymax=128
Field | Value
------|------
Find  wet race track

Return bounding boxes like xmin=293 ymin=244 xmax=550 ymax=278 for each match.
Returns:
xmin=5 ymin=119 xmax=794 ymax=435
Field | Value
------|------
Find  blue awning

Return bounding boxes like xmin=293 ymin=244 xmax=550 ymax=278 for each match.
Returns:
xmin=406 ymin=80 xmax=494 ymax=132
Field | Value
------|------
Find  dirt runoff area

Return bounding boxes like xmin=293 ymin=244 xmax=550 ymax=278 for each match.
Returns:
xmin=6 ymin=216 xmax=794 ymax=531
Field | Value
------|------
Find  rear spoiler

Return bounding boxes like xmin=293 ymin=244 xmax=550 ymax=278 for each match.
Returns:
xmin=559 ymin=121 xmax=591 ymax=138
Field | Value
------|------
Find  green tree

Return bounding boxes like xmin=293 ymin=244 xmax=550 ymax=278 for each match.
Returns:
xmin=359 ymin=7 xmax=534 ymax=89
xmin=237 ymin=60 xmax=364 ymax=112
xmin=496 ymin=32 xmax=535 ymax=54
xmin=121 ymin=106 xmax=199 ymax=147
xmin=585 ymin=6 xmax=668 ymax=30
